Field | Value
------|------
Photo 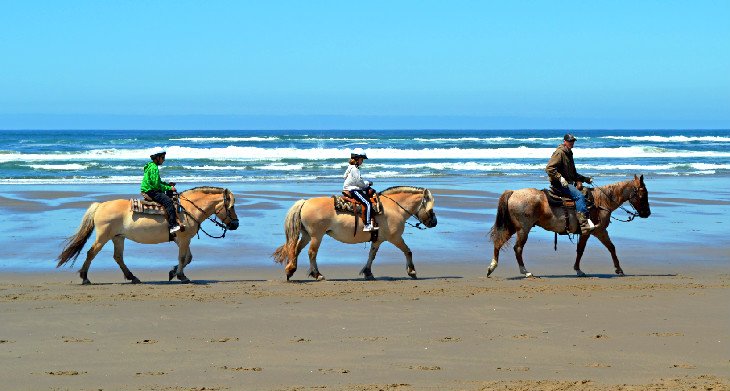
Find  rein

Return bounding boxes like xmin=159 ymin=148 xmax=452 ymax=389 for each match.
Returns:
xmin=179 ymin=192 xmax=234 ymax=239
xmin=589 ymin=182 xmax=640 ymax=222
xmin=379 ymin=193 xmax=428 ymax=230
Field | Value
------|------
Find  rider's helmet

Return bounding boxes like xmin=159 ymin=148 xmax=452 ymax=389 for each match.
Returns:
xmin=350 ymin=148 xmax=368 ymax=159
xmin=150 ymin=148 xmax=167 ymax=160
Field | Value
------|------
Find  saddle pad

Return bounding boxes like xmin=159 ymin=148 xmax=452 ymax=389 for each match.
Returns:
xmin=130 ymin=198 xmax=167 ymax=215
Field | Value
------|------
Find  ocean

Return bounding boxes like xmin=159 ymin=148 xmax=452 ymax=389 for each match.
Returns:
xmin=2 ymin=129 xmax=730 ymax=185
xmin=0 ymin=129 xmax=728 ymax=273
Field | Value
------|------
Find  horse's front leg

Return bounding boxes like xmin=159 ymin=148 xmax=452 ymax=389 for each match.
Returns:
xmin=574 ymin=234 xmax=590 ymax=277
xmin=359 ymin=242 xmax=382 ymax=280
xmin=593 ymin=230 xmax=625 ymax=276
xmin=112 ymin=237 xmax=140 ymax=283
xmin=390 ymin=237 xmax=416 ymax=279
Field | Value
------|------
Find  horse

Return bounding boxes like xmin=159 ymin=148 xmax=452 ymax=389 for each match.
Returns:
xmin=56 ymin=186 xmax=239 ymax=284
xmin=272 ymin=186 xmax=437 ymax=281
xmin=488 ymin=175 xmax=651 ymax=278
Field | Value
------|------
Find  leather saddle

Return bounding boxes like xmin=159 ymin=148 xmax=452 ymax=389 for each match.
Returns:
xmin=543 ymin=186 xmax=596 ymax=235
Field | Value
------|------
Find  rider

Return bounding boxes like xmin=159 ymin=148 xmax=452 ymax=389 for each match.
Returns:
xmin=343 ymin=148 xmax=378 ymax=231
xmin=546 ymin=133 xmax=595 ymax=235
xmin=141 ymin=150 xmax=181 ymax=234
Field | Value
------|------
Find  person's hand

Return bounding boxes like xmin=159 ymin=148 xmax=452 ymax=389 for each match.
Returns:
xmin=585 ymin=177 xmax=593 ymax=184
xmin=559 ymin=177 xmax=568 ymax=187
xmin=367 ymin=180 xmax=373 ymax=186
xmin=171 ymin=185 xmax=177 ymax=192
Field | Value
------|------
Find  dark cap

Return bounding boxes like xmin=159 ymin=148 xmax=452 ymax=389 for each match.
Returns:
xmin=563 ymin=133 xmax=577 ymax=142
xmin=150 ymin=151 xmax=166 ymax=160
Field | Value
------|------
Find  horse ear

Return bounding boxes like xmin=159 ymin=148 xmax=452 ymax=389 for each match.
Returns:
xmin=639 ymin=175 xmax=644 ymax=185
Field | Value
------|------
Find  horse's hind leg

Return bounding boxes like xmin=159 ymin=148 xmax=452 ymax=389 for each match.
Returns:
xmin=112 ymin=237 xmax=140 ymax=283
xmin=390 ymin=237 xmax=417 ymax=279
xmin=78 ymin=239 xmax=108 ymax=285
xmin=359 ymin=242 xmax=382 ymax=280
xmin=286 ymin=231 xmax=310 ymax=281
xmin=513 ymin=228 xmax=533 ymax=277
xmin=593 ymin=230 xmax=625 ymax=276
xmin=307 ymin=234 xmax=325 ymax=281
xmin=574 ymin=234 xmax=590 ymax=277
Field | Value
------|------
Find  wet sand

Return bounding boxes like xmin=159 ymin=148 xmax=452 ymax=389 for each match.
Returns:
xmin=1 ymin=181 xmax=729 ymax=389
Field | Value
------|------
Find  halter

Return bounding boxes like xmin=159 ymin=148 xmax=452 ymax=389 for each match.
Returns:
xmin=591 ymin=182 xmax=642 ymax=222
xmin=180 ymin=190 xmax=237 ymax=238
xmin=380 ymin=192 xmax=430 ymax=230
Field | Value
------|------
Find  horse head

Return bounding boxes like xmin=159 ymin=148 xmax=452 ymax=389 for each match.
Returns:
xmin=217 ymin=188 xmax=239 ymax=230
xmin=630 ymin=174 xmax=651 ymax=218
xmin=417 ymin=188 xmax=438 ymax=228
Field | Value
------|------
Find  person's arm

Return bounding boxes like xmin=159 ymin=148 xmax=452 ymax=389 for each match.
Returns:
xmin=545 ymin=150 xmax=563 ymax=182
xmin=144 ymin=164 xmax=172 ymax=191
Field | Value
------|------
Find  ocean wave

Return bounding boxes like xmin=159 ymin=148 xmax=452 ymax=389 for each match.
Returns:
xmin=26 ymin=163 xmax=88 ymax=170
xmin=602 ymin=135 xmax=730 ymax=143
xmin=3 ymin=145 xmax=730 ymax=162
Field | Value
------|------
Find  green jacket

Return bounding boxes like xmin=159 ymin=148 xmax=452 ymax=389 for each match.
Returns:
xmin=140 ymin=162 xmax=172 ymax=193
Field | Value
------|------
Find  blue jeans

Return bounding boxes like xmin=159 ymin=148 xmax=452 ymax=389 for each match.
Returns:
xmin=560 ymin=184 xmax=588 ymax=213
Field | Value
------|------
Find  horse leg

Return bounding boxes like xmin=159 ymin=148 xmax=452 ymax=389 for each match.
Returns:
xmin=112 ymin=237 xmax=140 ymax=283
xmin=359 ymin=242 xmax=382 ymax=280
xmin=77 ymin=239 xmax=108 ymax=285
xmin=513 ymin=228 xmax=533 ymax=277
xmin=593 ymin=230 xmax=625 ymax=276
xmin=175 ymin=241 xmax=192 ymax=283
xmin=307 ymin=235 xmax=325 ymax=281
xmin=389 ymin=237 xmax=416 ymax=279
xmin=574 ymin=234 xmax=590 ymax=277
xmin=488 ymin=230 xmax=514 ymax=277
xmin=286 ymin=232 xmax=310 ymax=281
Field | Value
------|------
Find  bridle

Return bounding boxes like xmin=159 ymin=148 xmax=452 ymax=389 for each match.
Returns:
xmin=179 ymin=190 xmax=238 ymax=238
xmin=591 ymin=182 xmax=642 ymax=222
xmin=380 ymin=192 xmax=431 ymax=230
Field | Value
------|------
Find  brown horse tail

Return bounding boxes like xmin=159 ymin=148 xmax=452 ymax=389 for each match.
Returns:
xmin=489 ymin=190 xmax=514 ymax=250
xmin=272 ymin=199 xmax=306 ymax=264
xmin=56 ymin=202 xmax=99 ymax=267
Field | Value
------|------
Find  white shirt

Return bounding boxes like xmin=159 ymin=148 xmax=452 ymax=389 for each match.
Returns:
xmin=343 ymin=164 xmax=370 ymax=190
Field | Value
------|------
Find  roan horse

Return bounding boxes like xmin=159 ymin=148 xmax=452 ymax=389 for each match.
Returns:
xmin=272 ymin=186 xmax=437 ymax=281
xmin=57 ymin=187 xmax=239 ymax=284
xmin=488 ymin=175 xmax=651 ymax=278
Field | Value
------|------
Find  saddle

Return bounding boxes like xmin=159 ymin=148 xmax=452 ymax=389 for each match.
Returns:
xmin=333 ymin=191 xmax=382 ymax=240
xmin=130 ymin=192 xmax=182 ymax=215
xmin=543 ymin=186 xmax=596 ymax=235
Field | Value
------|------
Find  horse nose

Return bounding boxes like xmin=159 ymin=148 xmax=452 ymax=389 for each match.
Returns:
xmin=430 ymin=216 xmax=438 ymax=227
xmin=228 ymin=219 xmax=240 ymax=230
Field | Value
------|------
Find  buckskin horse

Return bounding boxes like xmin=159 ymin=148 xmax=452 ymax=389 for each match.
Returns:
xmin=488 ymin=175 xmax=651 ymax=278
xmin=57 ymin=186 xmax=239 ymax=284
xmin=272 ymin=186 xmax=437 ymax=281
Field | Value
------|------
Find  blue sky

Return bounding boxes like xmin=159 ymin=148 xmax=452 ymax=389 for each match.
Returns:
xmin=0 ymin=1 xmax=728 ymax=129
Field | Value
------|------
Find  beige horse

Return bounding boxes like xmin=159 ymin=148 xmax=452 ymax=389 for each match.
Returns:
xmin=488 ymin=175 xmax=651 ymax=278
xmin=272 ymin=186 xmax=437 ymax=281
xmin=57 ymin=187 xmax=239 ymax=284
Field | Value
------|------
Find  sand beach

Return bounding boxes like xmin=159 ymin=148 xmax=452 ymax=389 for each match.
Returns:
xmin=1 ymin=180 xmax=728 ymax=390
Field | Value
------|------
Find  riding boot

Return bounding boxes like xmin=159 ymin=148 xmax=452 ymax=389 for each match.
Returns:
xmin=576 ymin=212 xmax=595 ymax=235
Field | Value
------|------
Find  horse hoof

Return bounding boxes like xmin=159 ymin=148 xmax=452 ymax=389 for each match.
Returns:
xmin=315 ymin=274 xmax=326 ymax=281
xmin=524 ymin=272 xmax=534 ymax=278
xmin=487 ymin=267 xmax=496 ymax=277
xmin=81 ymin=279 xmax=91 ymax=285
xmin=168 ymin=266 xmax=177 ymax=281
xmin=576 ymin=270 xmax=587 ymax=277
xmin=131 ymin=277 xmax=142 ymax=284
xmin=179 ymin=278 xmax=191 ymax=284
xmin=364 ymin=274 xmax=376 ymax=281
xmin=616 ymin=270 xmax=625 ymax=277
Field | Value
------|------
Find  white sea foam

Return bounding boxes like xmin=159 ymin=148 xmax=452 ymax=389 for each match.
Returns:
xmin=2 ymin=145 xmax=730 ymax=162
xmin=26 ymin=164 xmax=87 ymax=170
xmin=170 ymin=136 xmax=281 ymax=142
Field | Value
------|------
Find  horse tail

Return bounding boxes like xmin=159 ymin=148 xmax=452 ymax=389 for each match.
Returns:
xmin=489 ymin=190 xmax=515 ymax=250
xmin=272 ymin=199 xmax=306 ymax=264
xmin=57 ymin=202 xmax=100 ymax=267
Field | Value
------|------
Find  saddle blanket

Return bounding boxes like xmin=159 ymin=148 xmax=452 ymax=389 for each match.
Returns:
xmin=333 ymin=193 xmax=382 ymax=216
xmin=130 ymin=198 xmax=167 ymax=215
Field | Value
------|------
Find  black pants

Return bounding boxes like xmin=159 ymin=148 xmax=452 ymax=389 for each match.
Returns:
xmin=349 ymin=189 xmax=373 ymax=223
xmin=146 ymin=190 xmax=178 ymax=228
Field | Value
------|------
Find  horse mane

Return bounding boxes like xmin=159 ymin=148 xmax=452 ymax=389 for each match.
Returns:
xmin=182 ymin=186 xmax=226 ymax=195
xmin=379 ymin=186 xmax=426 ymax=196
xmin=593 ymin=179 xmax=633 ymax=207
